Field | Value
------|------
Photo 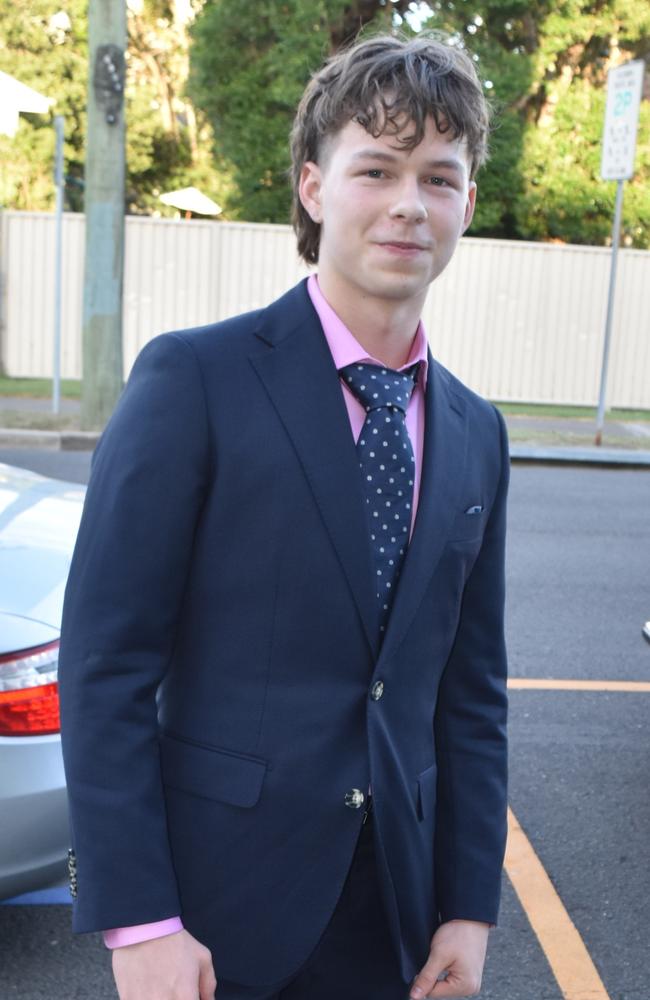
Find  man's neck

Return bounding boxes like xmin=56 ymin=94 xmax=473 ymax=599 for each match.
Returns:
xmin=316 ymin=274 xmax=425 ymax=370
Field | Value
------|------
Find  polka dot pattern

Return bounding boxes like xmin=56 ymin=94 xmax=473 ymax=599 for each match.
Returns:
xmin=340 ymin=361 xmax=419 ymax=637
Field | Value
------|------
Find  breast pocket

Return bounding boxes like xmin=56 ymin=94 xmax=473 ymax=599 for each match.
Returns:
xmin=447 ymin=506 xmax=487 ymax=545
xmin=159 ymin=732 xmax=268 ymax=808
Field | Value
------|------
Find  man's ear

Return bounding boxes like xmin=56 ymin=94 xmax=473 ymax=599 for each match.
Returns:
xmin=462 ymin=181 xmax=477 ymax=234
xmin=298 ymin=161 xmax=323 ymax=224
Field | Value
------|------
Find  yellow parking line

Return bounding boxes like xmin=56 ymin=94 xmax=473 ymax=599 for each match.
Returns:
xmin=508 ymin=678 xmax=650 ymax=692
xmin=505 ymin=807 xmax=610 ymax=1000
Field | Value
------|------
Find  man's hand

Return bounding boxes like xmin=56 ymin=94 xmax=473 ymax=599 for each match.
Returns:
xmin=409 ymin=919 xmax=490 ymax=999
xmin=112 ymin=928 xmax=217 ymax=1000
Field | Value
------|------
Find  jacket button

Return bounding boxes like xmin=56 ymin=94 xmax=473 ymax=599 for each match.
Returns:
xmin=344 ymin=788 xmax=365 ymax=809
xmin=370 ymin=680 xmax=384 ymax=701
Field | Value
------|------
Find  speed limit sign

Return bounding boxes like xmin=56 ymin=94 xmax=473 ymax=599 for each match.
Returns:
xmin=601 ymin=60 xmax=645 ymax=181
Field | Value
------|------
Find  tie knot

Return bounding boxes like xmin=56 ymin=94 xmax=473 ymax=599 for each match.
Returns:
xmin=340 ymin=362 xmax=419 ymax=414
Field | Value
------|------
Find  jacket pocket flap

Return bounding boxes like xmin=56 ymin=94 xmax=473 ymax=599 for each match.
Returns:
xmin=416 ymin=761 xmax=438 ymax=822
xmin=160 ymin=733 xmax=268 ymax=808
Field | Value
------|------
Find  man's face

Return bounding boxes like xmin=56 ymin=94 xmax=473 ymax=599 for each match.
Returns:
xmin=299 ymin=115 xmax=476 ymax=312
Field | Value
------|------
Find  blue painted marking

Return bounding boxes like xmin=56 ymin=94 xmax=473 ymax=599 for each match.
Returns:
xmin=1 ymin=886 xmax=71 ymax=905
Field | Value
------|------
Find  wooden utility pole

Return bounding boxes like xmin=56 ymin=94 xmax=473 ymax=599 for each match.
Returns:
xmin=81 ymin=0 xmax=126 ymax=430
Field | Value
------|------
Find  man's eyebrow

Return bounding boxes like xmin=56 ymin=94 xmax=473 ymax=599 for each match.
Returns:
xmin=350 ymin=150 xmax=465 ymax=173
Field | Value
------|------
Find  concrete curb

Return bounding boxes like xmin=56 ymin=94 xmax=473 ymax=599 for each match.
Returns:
xmin=0 ymin=428 xmax=101 ymax=450
xmin=1 ymin=426 xmax=650 ymax=467
xmin=509 ymin=444 xmax=650 ymax=468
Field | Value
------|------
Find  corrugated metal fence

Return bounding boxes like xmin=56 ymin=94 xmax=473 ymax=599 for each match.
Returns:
xmin=1 ymin=210 xmax=648 ymax=407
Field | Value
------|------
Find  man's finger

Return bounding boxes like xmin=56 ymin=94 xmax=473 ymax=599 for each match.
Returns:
xmin=428 ymin=971 xmax=482 ymax=998
xmin=199 ymin=975 xmax=217 ymax=1000
xmin=409 ymin=963 xmax=450 ymax=999
xmin=199 ymin=956 xmax=217 ymax=1000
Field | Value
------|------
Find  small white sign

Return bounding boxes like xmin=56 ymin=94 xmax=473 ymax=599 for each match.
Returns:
xmin=601 ymin=60 xmax=645 ymax=180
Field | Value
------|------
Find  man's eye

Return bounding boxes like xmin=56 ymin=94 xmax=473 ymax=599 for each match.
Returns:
xmin=427 ymin=176 xmax=450 ymax=187
xmin=366 ymin=169 xmax=384 ymax=178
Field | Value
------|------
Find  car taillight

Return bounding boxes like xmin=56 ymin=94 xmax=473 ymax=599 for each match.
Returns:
xmin=0 ymin=640 xmax=60 ymax=736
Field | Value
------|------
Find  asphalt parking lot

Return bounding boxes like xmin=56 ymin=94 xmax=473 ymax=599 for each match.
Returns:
xmin=0 ymin=455 xmax=648 ymax=1000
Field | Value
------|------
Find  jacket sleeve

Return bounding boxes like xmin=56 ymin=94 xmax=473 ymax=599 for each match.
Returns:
xmin=433 ymin=406 xmax=509 ymax=926
xmin=58 ymin=331 xmax=210 ymax=933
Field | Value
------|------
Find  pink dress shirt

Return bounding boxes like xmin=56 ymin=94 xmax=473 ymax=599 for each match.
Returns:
xmin=103 ymin=275 xmax=429 ymax=949
xmin=307 ymin=275 xmax=428 ymax=537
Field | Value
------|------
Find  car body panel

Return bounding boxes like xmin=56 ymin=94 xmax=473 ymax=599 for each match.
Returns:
xmin=0 ymin=611 xmax=59 ymax=656
xmin=0 ymin=734 xmax=69 ymax=899
xmin=0 ymin=463 xmax=85 ymax=635
xmin=0 ymin=462 xmax=85 ymax=899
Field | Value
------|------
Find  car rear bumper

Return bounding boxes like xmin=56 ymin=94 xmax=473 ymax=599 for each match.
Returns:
xmin=0 ymin=733 xmax=70 ymax=901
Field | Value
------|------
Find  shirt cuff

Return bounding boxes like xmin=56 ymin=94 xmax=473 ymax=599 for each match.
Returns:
xmin=103 ymin=917 xmax=184 ymax=949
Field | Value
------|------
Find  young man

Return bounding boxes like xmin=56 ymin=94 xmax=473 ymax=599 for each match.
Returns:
xmin=59 ymin=32 xmax=509 ymax=1000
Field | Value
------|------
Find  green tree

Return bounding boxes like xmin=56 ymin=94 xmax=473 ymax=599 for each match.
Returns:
xmin=0 ymin=0 xmax=87 ymax=210
xmin=190 ymin=0 xmax=649 ymax=246
xmin=189 ymin=0 xmax=414 ymax=223
xmin=419 ymin=0 xmax=650 ymax=246
xmin=125 ymin=0 xmax=234 ymax=214
xmin=0 ymin=0 xmax=231 ymax=215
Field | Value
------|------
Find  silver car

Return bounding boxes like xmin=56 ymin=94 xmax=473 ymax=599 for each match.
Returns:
xmin=0 ymin=462 xmax=85 ymax=899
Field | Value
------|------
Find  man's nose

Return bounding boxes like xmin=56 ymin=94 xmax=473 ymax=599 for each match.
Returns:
xmin=388 ymin=178 xmax=427 ymax=223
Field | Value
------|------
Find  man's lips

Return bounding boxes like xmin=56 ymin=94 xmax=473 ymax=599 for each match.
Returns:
xmin=376 ymin=240 xmax=430 ymax=251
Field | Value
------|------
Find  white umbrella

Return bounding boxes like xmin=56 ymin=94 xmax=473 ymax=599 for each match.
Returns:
xmin=159 ymin=186 xmax=222 ymax=217
xmin=0 ymin=71 xmax=53 ymax=137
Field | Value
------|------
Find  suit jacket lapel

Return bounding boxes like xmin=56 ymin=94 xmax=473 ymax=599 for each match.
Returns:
xmin=249 ymin=282 xmax=380 ymax=660
xmin=378 ymin=355 xmax=469 ymax=665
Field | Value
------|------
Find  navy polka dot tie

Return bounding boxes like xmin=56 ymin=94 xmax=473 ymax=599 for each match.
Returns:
xmin=340 ymin=361 xmax=420 ymax=637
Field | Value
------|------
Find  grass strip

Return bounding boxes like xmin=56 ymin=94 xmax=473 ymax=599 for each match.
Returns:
xmin=494 ymin=402 xmax=650 ymax=422
xmin=0 ymin=376 xmax=82 ymax=399
xmin=1 ymin=377 xmax=648 ymax=423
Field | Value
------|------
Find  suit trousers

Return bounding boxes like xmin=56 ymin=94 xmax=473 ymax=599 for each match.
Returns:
xmin=214 ymin=808 xmax=411 ymax=1000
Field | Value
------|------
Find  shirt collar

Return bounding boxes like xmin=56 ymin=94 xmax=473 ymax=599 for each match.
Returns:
xmin=307 ymin=274 xmax=429 ymax=383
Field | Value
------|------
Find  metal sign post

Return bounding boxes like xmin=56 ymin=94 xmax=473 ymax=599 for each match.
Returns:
xmin=595 ymin=59 xmax=644 ymax=445
xmin=53 ymin=115 xmax=64 ymax=415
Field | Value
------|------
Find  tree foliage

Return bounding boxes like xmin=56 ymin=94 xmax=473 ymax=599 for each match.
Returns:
xmin=190 ymin=0 xmax=649 ymax=246
xmin=189 ymin=0 xmax=414 ymax=223
xmin=124 ymin=0 xmax=234 ymax=214
xmin=0 ymin=0 xmax=87 ymax=210
xmin=418 ymin=0 xmax=650 ymax=246
xmin=2 ymin=0 xmax=648 ymax=245
xmin=0 ymin=0 xmax=231 ymax=215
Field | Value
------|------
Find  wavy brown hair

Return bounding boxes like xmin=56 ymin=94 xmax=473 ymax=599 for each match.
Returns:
xmin=290 ymin=32 xmax=491 ymax=264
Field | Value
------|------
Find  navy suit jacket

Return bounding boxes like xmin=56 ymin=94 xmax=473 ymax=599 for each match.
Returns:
xmin=58 ymin=279 xmax=509 ymax=988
